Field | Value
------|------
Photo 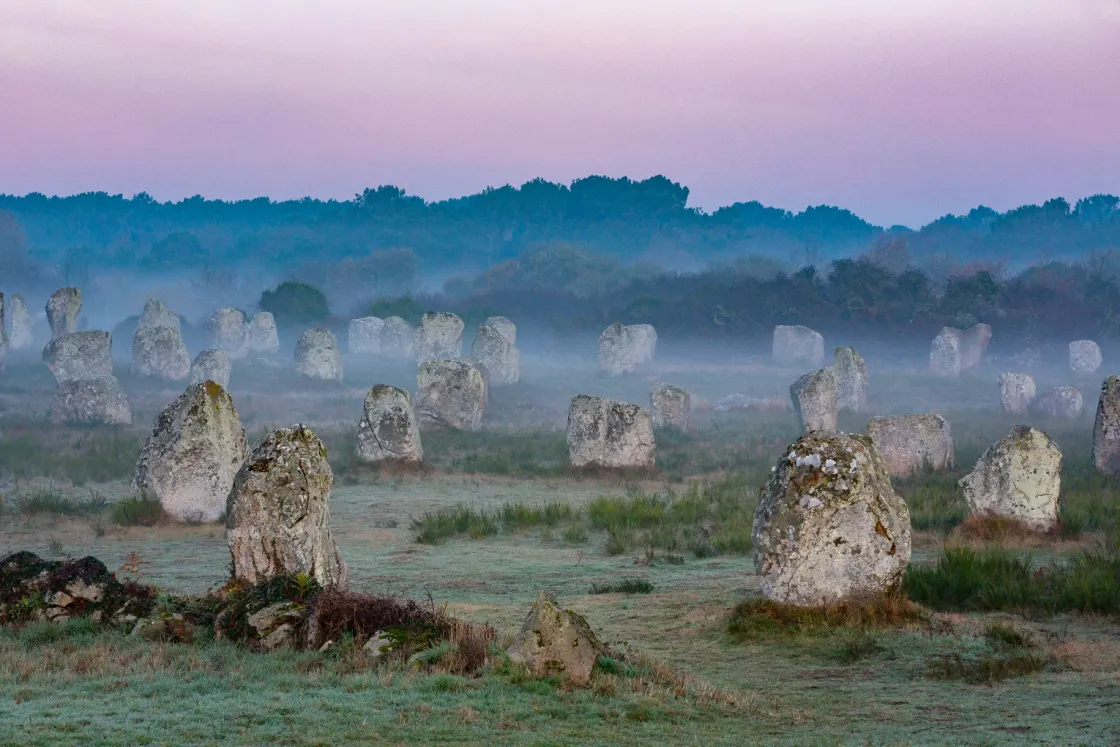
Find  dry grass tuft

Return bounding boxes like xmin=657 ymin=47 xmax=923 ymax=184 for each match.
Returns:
xmin=727 ymin=592 xmax=927 ymax=641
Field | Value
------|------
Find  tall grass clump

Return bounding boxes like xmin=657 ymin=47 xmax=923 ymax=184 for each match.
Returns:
xmin=6 ymin=487 xmax=108 ymax=517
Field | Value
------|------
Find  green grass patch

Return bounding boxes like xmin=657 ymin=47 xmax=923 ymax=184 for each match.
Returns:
xmin=109 ymin=493 xmax=167 ymax=527
xmin=727 ymin=593 xmax=923 ymax=642
xmin=4 ymin=487 xmax=108 ymax=517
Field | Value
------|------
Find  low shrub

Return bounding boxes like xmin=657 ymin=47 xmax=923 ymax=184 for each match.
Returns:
xmin=588 ymin=579 xmax=654 ymax=595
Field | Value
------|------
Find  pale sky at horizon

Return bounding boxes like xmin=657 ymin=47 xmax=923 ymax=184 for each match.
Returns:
xmin=1 ymin=0 xmax=1118 ymax=227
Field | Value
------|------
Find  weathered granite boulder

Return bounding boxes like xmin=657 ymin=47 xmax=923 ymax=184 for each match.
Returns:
xmin=506 ymin=591 xmax=606 ymax=686
xmin=51 ymin=375 xmax=132 ymax=426
xmin=485 ymin=316 xmax=516 ymax=346
xmin=226 ymin=425 xmax=347 ymax=589
xmin=866 ymin=414 xmax=954 ymax=477
xmin=1093 ymin=376 xmax=1120 ymax=475
xmin=773 ymin=325 xmax=824 ymax=367
xmin=650 ymin=383 xmax=690 ymax=430
xmin=1033 ymin=386 xmax=1083 ymax=419
xmin=355 ymin=385 xmax=423 ymax=463
xmin=999 ymin=373 xmax=1036 ymax=415
xmin=790 ymin=367 xmax=838 ymax=433
xmin=1069 ymin=340 xmax=1102 ymax=374
xmin=132 ymin=325 xmax=191 ymax=380
xmin=138 ymin=299 xmax=180 ymax=332
xmin=190 ymin=349 xmax=232 ymax=390
xmin=929 ymin=328 xmax=961 ymax=378
xmin=416 ymin=359 xmax=487 ymax=431
xmin=348 ymin=317 xmax=384 ymax=355
xmin=46 ymin=287 xmax=81 ymax=340
xmin=207 ymin=308 xmax=250 ymax=359
xmin=248 ymin=312 xmax=280 ymax=354
xmin=567 ymin=395 xmax=656 ymax=468
xmin=960 ymin=426 xmax=1062 ymax=532
xmin=834 ymin=346 xmax=868 ymax=412
xmin=597 ymin=323 xmax=656 ymax=376
xmin=379 ymin=316 xmax=415 ymax=360
xmin=295 ymin=328 xmax=342 ymax=382
xmin=959 ymin=323 xmax=991 ymax=371
xmin=133 ymin=381 xmax=248 ymax=523
xmin=415 ymin=312 xmax=464 ymax=363
xmin=42 ymin=331 xmax=113 ymax=383
xmin=8 ymin=293 xmax=33 ymax=351
xmin=752 ymin=431 xmax=912 ymax=606
xmin=471 ymin=323 xmax=520 ymax=385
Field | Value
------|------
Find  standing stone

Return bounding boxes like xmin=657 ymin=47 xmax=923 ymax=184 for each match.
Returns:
xmin=415 ymin=312 xmax=464 ymax=363
xmin=485 ymin=316 xmax=516 ymax=346
xmin=566 ymin=395 xmax=656 ymax=469
xmin=133 ymin=381 xmax=248 ymax=523
xmin=379 ymin=316 xmax=416 ymax=360
xmin=191 ymin=349 xmax=232 ymax=390
xmin=790 ymin=367 xmax=838 ymax=433
xmin=1093 ymin=376 xmax=1120 ymax=475
xmin=416 ymin=359 xmax=487 ymax=431
xmin=866 ymin=414 xmax=954 ymax=477
xmin=506 ymin=592 xmax=605 ymax=686
xmin=8 ymin=293 xmax=33 ymax=351
xmin=834 ymin=346 xmax=868 ymax=412
xmin=1069 ymin=340 xmax=1102 ymax=374
xmin=471 ymin=323 xmax=520 ymax=385
xmin=628 ymin=324 xmax=658 ymax=365
xmin=999 ymin=373 xmax=1036 ymax=415
xmin=773 ymin=325 xmax=825 ymax=367
xmin=248 ymin=312 xmax=280 ymax=354
xmin=597 ymin=322 xmax=656 ymax=376
xmin=959 ymin=426 xmax=1062 ymax=532
xmin=226 ymin=425 xmax=347 ymax=589
xmin=1033 ymin=386 xmax=1083 ymax=419
xmin=348 ymin=317 xmax=384 ymax=355
xmin=929 ymin=328 xmax=961 ymax=378
xmin=295 ymin=328 xmax=342 ymax=382
xmin=138 ymin=299 xmax=180 ymax=332
xmin=51 ymin=376 xmax=132 ymax=426
xmin=752 ymin=431 xmax=912 ymax=606
xmin=0 ymin=293 xmax=7 ymax=374
xmin=355 ymin=385 xmax=423 ymax=463
xmin=132 ymin=325 xmax=191 ymax=380
xmin=959 ymin=323 xmax=991 ymax=371
xmin=46 ymin=287 xmax=82 ymax=340
xmin=207 ymin=308 xmax=250 ymax=359
xmin=42 ymin=331 xmax=113 ymax=383
xmin=650 ymin=383 xmax=690 ymax=430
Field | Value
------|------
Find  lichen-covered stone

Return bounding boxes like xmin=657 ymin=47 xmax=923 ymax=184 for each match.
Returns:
xmin=597 ymin=323 xmax=657 ymax=376
xmin=248 ymin=312 xmax=280 ymax=354
xmin=295 ymin=328 xmax=342 ymax=382
xmin=207 ymin=308 xmax=250 ymax=359
xmin=190 ymin=349 xmax=232 ymax=390
xmin=772 ymin=325 xmax=824 ymax=367
xmin=866 ymin=414 xmax=954 ymax=477
xmin=790 ymin=367 xmax=838 ymax=433
xmin=1069 ymin=340 xmax=1102 ymax=374
xmin=960 ymin=426 xmax=1062 ymax=532
xmin=379 ymin=316 xmax=415 ymax=360
xmin=650 ymin=383 xmax=690 ymax=430
xmin=51 ymin=375 xmax=132 ymax=426
xmin=133 ymin=381 xmax=248 ymax=523
xmin=959 ymin=323 xmax=991 ymax=371
xmin=999 ymin=373 xmax=1036 ymax=415
xmin=506 ymin=591 xmax=605 ymax=686
xmin=567 ymin=395 xmax=655 ymax=468
xmin=416 ymin=359 xmax=487 ymax=430
xmin=752 ymin=431 xmax=912 ymax=606
xmin=834 ymin=346 xmax=868 ymax=412
xmin=226 ymin=425 xmax=347 ymax=589
xmin=348 ymin=317 xmax=384 ymax=355
xmin=8 ymin=293 xmax=33 ymax=351
xmin=415 ymin=312 xmax=464 ymax=363
xmin=485 ymin=316 xmax=516 ymax=346
xmin=46 ymin=287 xmax=81 ymax=340
xmin=1033 ymin=386 xmax=1083 ymax=419
xmin=471 ymin=323 xmax=520 ymax=385
xmin=138 ymin=299 xmax=180 ymax=332
xmin=132 ymin=325 xmax=191 ymax=380
xmin=929 ymin=328 xmax=961 ymax=378
xmin=355 ymin=385 xmax=423 ymax=463
xmin=1093 ymin=376 xmax=1120 ymax=475
xmin=42 ymin=331 xmax=112 ymax=383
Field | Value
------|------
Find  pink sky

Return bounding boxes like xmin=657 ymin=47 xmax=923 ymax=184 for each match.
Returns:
xmin=1 ymin=0 xmax=1118 ymax=226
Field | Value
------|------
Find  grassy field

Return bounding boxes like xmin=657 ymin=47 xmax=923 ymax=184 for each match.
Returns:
xmin=1 ymin=355 xmax=1119 ymax=744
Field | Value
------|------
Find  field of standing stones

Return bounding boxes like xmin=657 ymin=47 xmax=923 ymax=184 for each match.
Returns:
xmin=1 ymin=287 xmax=1119 ymax=743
